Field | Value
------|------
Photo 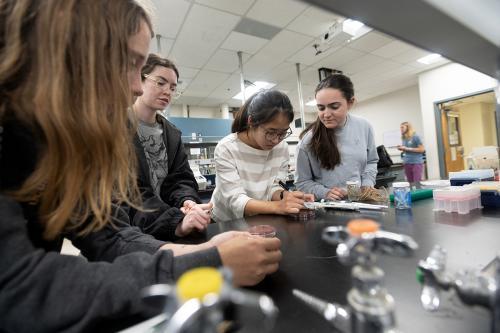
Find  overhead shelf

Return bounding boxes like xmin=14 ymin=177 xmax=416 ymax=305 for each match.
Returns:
xmin=302 ymin=0 xmax=499 ymax=79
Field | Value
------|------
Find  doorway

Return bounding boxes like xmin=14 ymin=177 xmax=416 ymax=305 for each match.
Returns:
xmin=435 ymin=90 xmax=498 ymax=178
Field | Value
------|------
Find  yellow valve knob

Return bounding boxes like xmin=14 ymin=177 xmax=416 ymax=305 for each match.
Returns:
xmin=177 ymin=267 xmax=223 ymax=302
xmin=347 ymin=219 xmax=380 ymax=237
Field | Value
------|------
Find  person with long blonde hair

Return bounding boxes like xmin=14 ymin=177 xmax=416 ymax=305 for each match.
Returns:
xmin=0 ymin=0 xmax=281 ymax=331
xmin=398 ymin=121 xmax=425 ymax=187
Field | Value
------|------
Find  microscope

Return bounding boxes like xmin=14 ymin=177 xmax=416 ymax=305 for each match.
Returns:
xmin=293 ymin=219 xmax=418 ymax=333
xmin=417 ymin=245 xmax=500 ymax=333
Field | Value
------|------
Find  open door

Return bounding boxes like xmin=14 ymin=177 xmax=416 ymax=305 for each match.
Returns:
xmin=439 ymin=106 xmax=465 ymax=176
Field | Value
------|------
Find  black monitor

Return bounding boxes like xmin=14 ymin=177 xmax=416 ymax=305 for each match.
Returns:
xmin=294 ymin=118 xmax=302 ymax=128
xmin=318 ymin=67 xmax=343 ymax=82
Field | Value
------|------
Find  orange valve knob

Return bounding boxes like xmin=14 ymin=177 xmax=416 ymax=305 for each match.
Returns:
xmin=347 ymin=219 xmax=380 ymax=237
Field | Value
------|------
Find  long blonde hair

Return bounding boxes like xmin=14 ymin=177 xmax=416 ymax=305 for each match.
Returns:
xmin=401 ymin=121 xmax=416 ymax=140
xmin=0 ymin=0 xmax=153 ymax=239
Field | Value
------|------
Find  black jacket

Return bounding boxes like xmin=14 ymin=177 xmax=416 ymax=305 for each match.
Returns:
xmin=0 ymin=116 xmax=221 ymax=332
xmin=131 ymin=114 xmax=201 ymax=240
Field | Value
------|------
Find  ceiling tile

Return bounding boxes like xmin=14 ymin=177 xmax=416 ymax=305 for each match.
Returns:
xmin=286 ymin=6 xmax=343 ymax=37
xmin=313 ymin=46 xmax=365 ymax=69
xmin=265 ymin=62 xmax=299 ymax=85
xmin=340 ymin=54 xmax=386 ymax=75
xmin=246 ymin=0 xmax=308 ymax=28
xmin=195 ymin=0 xmax=255 ymax=15
xmin=204 ymin=49 xmax=250 ymax=73
xmin=371 ymin=40 xmax=414 ymax=58
xmin=207 ymin=74 xmax=241 ymax=100
xmin=220 ymin=31 xmax=269 ymax=54
xmin=298 ymin=66 xmax=322 ymax=86
xmin=176 ymin=66 xmax=200 ymax=79
xmin=287 ymin=40 xmax=345 ymax=66
xmin=243 ymin=30 xmax=312 ymax=76
xmin=169 ymin=4 xmax=240 ymax=68
xmin=149 ymin=36 xmax=174 ymax=58
xmin=348 ymin=31 xmax=393 ymax=53
xmin=391 ymin=46 xmax=429 ymax=64
xmin=183 ymin=70 xmax=230 ymax=97
xmin=151 ymin=0 xmax=191 ymax=39
xmin=349 ymin=60 xmax=403 ymax=87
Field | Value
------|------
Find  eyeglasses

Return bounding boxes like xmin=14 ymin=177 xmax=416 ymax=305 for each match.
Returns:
xmin=143 ymin=74 xmax=177 ymax=94
xmin=261 ymin=127 xmax=292 ymax=142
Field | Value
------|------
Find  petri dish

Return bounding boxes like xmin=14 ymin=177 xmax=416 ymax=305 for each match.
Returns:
xmin=248 ymin=224 xmax=277 ymax=238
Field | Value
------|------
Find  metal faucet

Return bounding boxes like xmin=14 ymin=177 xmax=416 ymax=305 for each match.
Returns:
xmin=417 ymin=245 xmax=500 ymax=333
xmin=122 ymin=267 xmax=277 ymax=333
xmin=293 ymin=220 xmax=418 ymax=333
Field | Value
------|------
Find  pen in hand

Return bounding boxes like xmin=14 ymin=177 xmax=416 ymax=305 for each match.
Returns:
xmin=278 ymin=180 xmax=290 ymax=191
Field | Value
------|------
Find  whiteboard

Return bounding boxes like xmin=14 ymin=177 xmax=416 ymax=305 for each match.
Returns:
xmin=383 ymin=130 xmax=402 ymax=147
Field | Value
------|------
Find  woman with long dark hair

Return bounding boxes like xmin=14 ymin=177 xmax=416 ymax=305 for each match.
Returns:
xmin=211 ymin=90 xmax=313 ymax=222
xmin=295 ymin=74 xmax=378 ymax=200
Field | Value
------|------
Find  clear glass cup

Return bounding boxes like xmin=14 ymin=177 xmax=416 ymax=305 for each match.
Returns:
xmin=346 ymin=180 xmax=361 ymax=201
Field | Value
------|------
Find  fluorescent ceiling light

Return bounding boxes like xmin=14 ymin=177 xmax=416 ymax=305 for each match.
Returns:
xmin=232 ymin=81 xmax=276 ymax=100
xmin=342 ymin=19 xmax=364 ymax=36
xmin=417 ymin=53 xmax=442 ymax=64
xmin=306 ymin=99 xmax=316 ymax=106
xmin=343 ymin=19 xmax=371 ymax=40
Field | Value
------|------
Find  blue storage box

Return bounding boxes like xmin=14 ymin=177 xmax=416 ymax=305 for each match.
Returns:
xmin=450 ymin=177 xmax=494 ymax=186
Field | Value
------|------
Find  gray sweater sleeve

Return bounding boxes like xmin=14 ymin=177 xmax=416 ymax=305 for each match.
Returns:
xmin=295 ymin=116 xmax=379 ymax=198
xmin=360 ymin=123 xmax=378 ymax=187
xmin=0 ymin=195 xmax=222 ymax=332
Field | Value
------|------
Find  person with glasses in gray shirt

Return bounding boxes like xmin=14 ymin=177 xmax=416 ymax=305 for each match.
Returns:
xmin=131 ymin=54 xmax=211 ymax=240
xmin=211 ymin=90 xmax=314 ymax=222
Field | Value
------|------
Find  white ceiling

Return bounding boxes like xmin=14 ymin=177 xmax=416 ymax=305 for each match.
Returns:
xmin=148 ymin=0 xmax=449 ymax=113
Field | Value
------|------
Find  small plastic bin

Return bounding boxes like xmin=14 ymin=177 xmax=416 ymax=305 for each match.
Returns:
xmin=433 ymin=186 xmax=482 ymax=214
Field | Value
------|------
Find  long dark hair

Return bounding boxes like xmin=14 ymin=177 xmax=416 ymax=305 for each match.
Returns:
xmin=232 ymin=89 xmax=294 ymax=133
xmin=300 ymin=74 xmax=354 ymax=170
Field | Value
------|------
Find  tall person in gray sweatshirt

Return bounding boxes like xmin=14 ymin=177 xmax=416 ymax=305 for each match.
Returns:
xmin=295 ymin=74 xmax=378 ymax=200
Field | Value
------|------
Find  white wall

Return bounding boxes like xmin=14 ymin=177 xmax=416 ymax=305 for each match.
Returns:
xmin=350 ymin=85 xmax=422 ymax=163
xmin=353 ymin=85 xmax=423 ymax=144
xmin=418 ymin=63 xmax=497 ymax=179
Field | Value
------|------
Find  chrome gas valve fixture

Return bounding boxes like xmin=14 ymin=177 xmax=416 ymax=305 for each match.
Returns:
xmin=417 ymin=245 xmax=500 ymax=333
xmin=122 ymin=267 xmax=277 ymax=333
xmin=294 ymin=219 xmax=418 ymax=333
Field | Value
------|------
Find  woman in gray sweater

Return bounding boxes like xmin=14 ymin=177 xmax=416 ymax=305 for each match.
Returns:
xmin=295 ymin=74 xmax=378 ymax=200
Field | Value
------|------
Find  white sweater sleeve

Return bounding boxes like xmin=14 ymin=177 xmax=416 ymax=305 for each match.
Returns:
xmin=213 ymin=143 xmax=252 ymax=219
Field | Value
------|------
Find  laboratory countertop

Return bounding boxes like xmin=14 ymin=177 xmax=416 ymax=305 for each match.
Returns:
xmin=207 ymin=199 xmax=500 ymax=333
